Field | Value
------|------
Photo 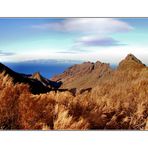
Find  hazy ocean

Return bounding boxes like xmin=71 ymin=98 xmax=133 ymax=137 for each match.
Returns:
xmin=4 ymin=62 xmax=117 ymax=79
xmin=4 ymin=62 xmax=74 ymax=79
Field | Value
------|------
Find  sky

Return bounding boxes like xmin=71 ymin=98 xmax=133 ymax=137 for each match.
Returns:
xmin=0 ymin=18 xmax=148 ymax=65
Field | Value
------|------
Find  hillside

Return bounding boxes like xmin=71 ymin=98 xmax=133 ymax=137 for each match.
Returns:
xmin=51 ymin=61 xmax=112 ymax=90
xmin=0 ymin=54 xmax=148 ymax=130
xmin=0 ymin=63 xmax=50 ymax=94
xmin=51 ymin=53 xmax=148 ymax=91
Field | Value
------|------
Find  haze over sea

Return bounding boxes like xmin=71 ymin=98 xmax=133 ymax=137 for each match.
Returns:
xmin=3 ymin=60 xmax=117 ymax=79
xmin=4 ymin=61 xmax=74 ymax=79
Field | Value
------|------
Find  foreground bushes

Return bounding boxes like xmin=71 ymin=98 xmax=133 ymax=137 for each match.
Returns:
xmin=0 ymin=69 xmax=148 ymax=130
xmin=0 ymin=81 xmax=29 ymax=129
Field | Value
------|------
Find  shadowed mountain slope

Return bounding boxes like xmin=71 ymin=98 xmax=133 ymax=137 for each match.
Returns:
xmin=31 ymin=72 xmax=63 ymax=89
xmin=31 ymin=72 xmax=51 ymax=86
xmin=0 ymin=63 xmax=50 ymax=94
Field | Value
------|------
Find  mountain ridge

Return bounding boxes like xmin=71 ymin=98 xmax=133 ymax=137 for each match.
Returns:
xmin=51 ymin=60 xmax=113 ymax=90
xmin=0 ymin=63 xmax=51 ymax=94
xmin=51 ymin=54 xmax=147 ymax=90
xmin=0 ymin=53 xmax=147 ymax=94
xmin=0 ymin=53 xmax=148 ymax=130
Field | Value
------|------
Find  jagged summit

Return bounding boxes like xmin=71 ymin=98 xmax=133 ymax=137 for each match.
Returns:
xmin=31 ymin=71 xmax=63 ymax=89
xmin=33 ymin=71 xmax=41 ymax=76
xmin=0 ymin=53 xmax=147 ymax=94
xmin=125 ymin=53 xmax=143 ymax=64
xmin=51 ymin=60 xmax=112 ymax=89
xmin=31 ymin=71 xmax=50 ymax=86
xmin=32 ymin=72 xmax=43 ymax=80
xmin=118 ymin=53 xmax=146 ymax=70
xmin=51 ymin=53 xmax=148 ymax=90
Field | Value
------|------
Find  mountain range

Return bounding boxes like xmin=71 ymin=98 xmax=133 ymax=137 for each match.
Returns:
xmin=0 ymin=53 xmax=147 ymax=95
xmin=0 ymin=53 xmax=148 ymax=130
xmin=51 ymin=54 xmax=147 ymax=92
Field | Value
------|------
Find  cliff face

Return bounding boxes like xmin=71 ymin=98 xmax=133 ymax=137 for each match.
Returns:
xmin=51 ymin=61 xmax=112 ymax=89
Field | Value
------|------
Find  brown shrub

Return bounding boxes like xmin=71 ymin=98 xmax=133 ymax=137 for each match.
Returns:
xmin=0 ymin=66 xmax=147 ymax=130
xmin=18 ymin=93 xmax=56 ymax=130
xmin=0 ymin=82 xmax=29 ymax=129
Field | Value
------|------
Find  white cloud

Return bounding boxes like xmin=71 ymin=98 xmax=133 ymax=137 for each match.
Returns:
xmin=76 ymin=35 xmax=125 ymax=47
xmin=32 ymin=18 xmax=133 ymax=49
xmin=1 ymin=19 xmax=139 ymax=64
xmin=32 ymin=18 xmax=133 ymax=35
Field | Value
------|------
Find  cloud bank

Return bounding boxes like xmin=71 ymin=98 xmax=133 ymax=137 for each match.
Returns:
xmin=32 ymin=18 xmax=133 ymax=48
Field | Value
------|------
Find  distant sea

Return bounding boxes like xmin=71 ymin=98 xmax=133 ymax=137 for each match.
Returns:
xmin=3 ymin=61 xmax=117 ymax=79
xmin=4 ymin=62 xmax=75 ymax=79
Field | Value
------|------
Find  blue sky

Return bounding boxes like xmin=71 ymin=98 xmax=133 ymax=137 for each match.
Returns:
xmin=0 ymin=18 xmax=148 ymax=64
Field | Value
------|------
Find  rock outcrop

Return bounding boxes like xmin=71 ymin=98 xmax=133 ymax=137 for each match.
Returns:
xmin=51 ymin=61 xmax=112 ymax=90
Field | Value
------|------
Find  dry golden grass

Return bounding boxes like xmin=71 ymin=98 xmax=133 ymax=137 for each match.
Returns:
xmin=0 ymin=65 xmax=147 ymax=130
xmin=0 ymin=79 xmax=29 ymax=129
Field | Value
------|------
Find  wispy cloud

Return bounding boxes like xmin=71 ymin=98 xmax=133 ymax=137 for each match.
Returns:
xmin=32 ymin=18 xmax=132 ymax=49
xmin=32 ymin=18 xmax=133 ymax=34
xmin=0 ymin=50 xmax=15 ymax=56
xmin=56 ymin=48 xmax=86 ymax=54
xmin=76 ymin=36 xmax=126 ymax=47
xmin=56 ymin=51 xmax=79 ymax=54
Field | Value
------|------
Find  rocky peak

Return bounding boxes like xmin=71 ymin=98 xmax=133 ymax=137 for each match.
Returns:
xmin=32 ymin=72 xmax=42 ymax=80
xmin=125 ymin=54 xmax=143 ymax=64
xmin=118 ymin=53 xmax=146 ymax=70
xmin=94 ymin=61 xmax=110 ymax=69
